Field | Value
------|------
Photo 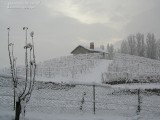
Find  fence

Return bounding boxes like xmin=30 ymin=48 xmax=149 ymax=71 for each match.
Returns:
xmin=0 ymin=76 xmax=160 ymax=117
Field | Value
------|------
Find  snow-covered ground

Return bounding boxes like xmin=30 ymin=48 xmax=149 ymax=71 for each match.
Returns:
xmin=1 ymin=53 xmax=160 ymax=120
xmin=105 ymin=53 xmax=160 ymax=83
xmin=35 ymin=59 xmax=112 ymax=84
xmin=35 ymin=53 xmax=112 ymax=84
xmin=1 ymin=109 xmax=160 ymax=120
xmin=2 ymin=53 xmax=160 ymax=84
xmin=112 ymin=83 xmax=160 ymax=89
xmin=34 ymin=53 xmax=160 ymax=84
xmin=1 ymin=53 xmax=113 ymax=83
xmin=0 ymin=80 xmax=160 ymax=120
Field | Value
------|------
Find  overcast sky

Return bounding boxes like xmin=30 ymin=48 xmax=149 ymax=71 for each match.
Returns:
xmin=0 ymin=0 xmax=160 ymax=69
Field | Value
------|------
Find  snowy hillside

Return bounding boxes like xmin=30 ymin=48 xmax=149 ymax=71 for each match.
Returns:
xmin=35 ymin=53 xmax=112 ymax=83
xmin=2 ymin=53 xmax=112 ymax=83
xmin=1 ymin=53 xmax=160 ymax=120
xmin=2 ymin=53 xmax=160 ymax=84
xmin=102 ymin=53 xmax=160 ymax=84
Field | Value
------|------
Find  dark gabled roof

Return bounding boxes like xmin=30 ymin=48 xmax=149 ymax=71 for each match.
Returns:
xmin=71 ymin=45 xmax=108 ymax=54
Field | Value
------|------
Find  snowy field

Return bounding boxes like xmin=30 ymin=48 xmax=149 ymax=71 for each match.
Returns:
xmin=2 ymin=53 xmax=160 ymax=84
xmin=1 ymin=110 xmax=160 ymax=120
xmin=0 ymin=110 xmax=154 ymax=120
xmin=0 ymin=78 xmax=160 ymax=120
xmin=104 ymin=53 xmax=160 ymax=83
xmin=1 ymin=53 xmax=112 ymax=84
xmin=1 ymin=53 xmax=160 ymax=120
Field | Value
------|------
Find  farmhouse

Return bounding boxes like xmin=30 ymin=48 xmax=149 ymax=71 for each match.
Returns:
xmin=71 ymin=42 xmax=109 ymax=59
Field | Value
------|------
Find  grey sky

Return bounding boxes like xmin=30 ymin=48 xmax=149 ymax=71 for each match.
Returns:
xmin=0 ymin=0 xmax=160 ymax=68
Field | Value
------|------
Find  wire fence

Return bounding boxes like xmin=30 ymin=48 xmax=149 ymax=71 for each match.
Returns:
xmin=0 ymin=76 xmax=160 ymax=117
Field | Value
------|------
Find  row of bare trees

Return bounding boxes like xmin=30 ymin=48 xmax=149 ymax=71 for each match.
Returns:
xmin=7 ymin=27 xmax=36 ymax=120
xmin=120 ymin=33 xmax=160 ymax=60
xmin=107 ymin=43 xmax=114 ymax=59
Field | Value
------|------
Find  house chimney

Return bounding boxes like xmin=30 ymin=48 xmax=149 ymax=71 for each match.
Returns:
xmin=90 ymin=42 xmax=94 ymax=49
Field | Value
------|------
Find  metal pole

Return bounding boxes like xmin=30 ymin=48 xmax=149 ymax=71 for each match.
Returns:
xmin=93 ymin=84 xmax=95 ymax=114
xmin=137 ymin=89 xmax=141 ymax=115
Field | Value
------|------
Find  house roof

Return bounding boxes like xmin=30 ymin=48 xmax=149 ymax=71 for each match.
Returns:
xmin=71 ymin=45 xmax=108 ymax=54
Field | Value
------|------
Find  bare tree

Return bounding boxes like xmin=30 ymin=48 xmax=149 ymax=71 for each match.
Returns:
xmin=120 ymin=35 xmax=138 ymax=56
xmin=127 ymin=35 xmax=137 ymax=55
xmin=120 ymin=33 xmax=160 ymax=60
xmin=120 ymin=40 xmax=129 ymax=54
xmin=136 ymin=33 xmax=145 ymax=57
xmin=7 ymin=27 xmax=36 ymax=120
xmin=7 ymin=28 xmax=17 ymax=110
xmin=146 ymin=33 xmax=157 ymax=59
xmin=107 ymin=43 xmax=114 ymax=59
xmin=156 ymin=39 xmax=160 ymax=60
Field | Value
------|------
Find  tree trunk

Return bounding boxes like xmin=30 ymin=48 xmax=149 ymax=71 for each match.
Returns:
xmin=15 ymin=100 xmax=21 ymax=120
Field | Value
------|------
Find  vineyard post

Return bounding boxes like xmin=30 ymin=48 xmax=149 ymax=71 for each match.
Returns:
xmin=93 ymin=84 xmax=96 ymax=114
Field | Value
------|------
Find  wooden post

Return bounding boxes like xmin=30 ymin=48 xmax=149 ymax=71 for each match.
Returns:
xmin=93 ymin=84 xmax=95 ymax=114
xmin=137 ymin=89 xmax=141 ymax=115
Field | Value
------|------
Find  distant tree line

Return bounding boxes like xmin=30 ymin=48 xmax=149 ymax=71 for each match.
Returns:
xmin=107 ymin=43 xmax=114 ymax=59
xmin=119 ymin=33 xmax=160 ymax=60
